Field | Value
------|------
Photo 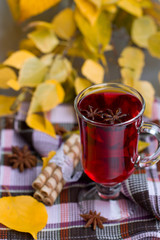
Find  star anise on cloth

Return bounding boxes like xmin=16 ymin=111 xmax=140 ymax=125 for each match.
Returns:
xmin=80 ymin=210 xmax=108 ymax=230
xmin=7 ymin=145 xmax=37 ymax=172
xmin=80 ymin=105 xmax=103 ymax=120
xmin=103 ymin=108 xmax=127 ymax=124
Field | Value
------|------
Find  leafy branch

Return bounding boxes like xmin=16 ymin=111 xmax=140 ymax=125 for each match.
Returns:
xmin=0 ymin=0 xmax=160 ymax=136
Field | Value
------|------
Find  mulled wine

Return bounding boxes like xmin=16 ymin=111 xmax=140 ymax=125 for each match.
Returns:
xmin=77 ymin=91 xmax=142 ymax=185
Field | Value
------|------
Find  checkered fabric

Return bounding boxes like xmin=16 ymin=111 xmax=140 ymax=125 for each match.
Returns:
xmin=1 ymin=100 xmax=160 ymax=240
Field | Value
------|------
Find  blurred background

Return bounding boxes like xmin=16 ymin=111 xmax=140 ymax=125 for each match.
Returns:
xmin=0 ymin=0 xmax=160 ymax=96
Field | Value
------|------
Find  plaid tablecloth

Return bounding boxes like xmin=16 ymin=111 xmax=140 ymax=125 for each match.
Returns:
xmin=1 ymin=99 xmax=160 ymax=240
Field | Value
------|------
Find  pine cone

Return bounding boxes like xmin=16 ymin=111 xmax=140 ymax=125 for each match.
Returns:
xmin=8 ymin=145 xmax=37 ymax=172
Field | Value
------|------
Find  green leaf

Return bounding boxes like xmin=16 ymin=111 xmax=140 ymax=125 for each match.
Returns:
xmin=46 ymin=55 xmax=72 ymax=83
xmin=18 ymin=57 xmax=47 ymax=87
xmin=118 ymin=47 xmax=145 ymax=81
xmin=131 ymin=16 xmax=157 ymax=48
xmin=28 ymin=79 xmax=65 ymax=113
xmin=28 ymin=28 xmax=59 ymax=53
xmin=148 ymin=32 xmax=160 ymax=58
xmin=75 ymin=8 xmax=111 ymax=51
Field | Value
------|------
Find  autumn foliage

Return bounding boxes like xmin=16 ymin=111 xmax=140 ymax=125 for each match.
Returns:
xmin=1 ymin=0 xmax=160 ymax=136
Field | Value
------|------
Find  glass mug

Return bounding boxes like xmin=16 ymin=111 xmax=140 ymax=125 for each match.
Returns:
xmin=74 ymin=83 xmax=160 ymax=199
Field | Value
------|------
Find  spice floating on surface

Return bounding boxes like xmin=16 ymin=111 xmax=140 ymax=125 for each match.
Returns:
xmin=80 ymin=210 xmax=108 ymax=230
xmin=7 ymin=145 xmax=37 ymax=172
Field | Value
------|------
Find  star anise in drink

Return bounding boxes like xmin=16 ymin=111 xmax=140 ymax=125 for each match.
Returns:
xmin=80 ymin=210 xmax=108 ymax=230
xmin=103 ymin=108 xmax=127 ymax=124
xmin=80 ymin=105 xmax=103 ymax=120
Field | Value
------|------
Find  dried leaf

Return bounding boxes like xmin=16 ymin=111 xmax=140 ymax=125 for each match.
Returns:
xmin=148 ymin=32 xmax=160 ymax=58
xmin=28 ymin=28 xmax=59 ymax=53
xmin=75 ymin=8 xmax=111 ymax=51
xmin=123 ymin=79 xmax=155 ymax=118
xmin=7 ymin=0 xmax=61 ymax=22
xmin=75 ymin=77 xmax=92 ymax=94
xmin=0 ymin=195 xmax=48 ymax=239
xmin=74 ymin=0 xmax=100 ymax=25
xmin=18 ymin=57 xmax=47 ymax=87
xmin=131 ymin=16 xmax=157 ymax=48
xmin=138 ymin=140 xmax=150 ymax=152
xmin=28 ymin=80 xmax=65 ymax=113
xmin=82 ymin=59 xmax=104 ymax=84
xmin=52 ymin=8 xmax=76 ymax=40
xmin=118 ymin=47 xmax=145 ymax=81
xmin=42 ymin=151 xmax=56 ymax=169
xmin=3 ymin=50 xmax=34 ymax=69
xmin=117 ymin=0 xmax=142 ymax=17
xmin=0 ymin=95 xmax=16 ymax=116
xmin=0 ymin=67 xmax=17 ymax=89
xmin=7 ymin=79 xmax=20 ymax=91
xmin=26 ymin=113 xmax=56 ymax=138
xmin=46 ymin=55 xmax=72 ymax=83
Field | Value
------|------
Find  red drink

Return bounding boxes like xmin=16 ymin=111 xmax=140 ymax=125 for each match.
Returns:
xmin=77 ymin=91 xmax=142 ymax=185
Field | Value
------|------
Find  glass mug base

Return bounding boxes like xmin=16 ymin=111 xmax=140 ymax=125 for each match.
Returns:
xmin=96 ymin=183 xmax=122 ymax=200
xmin=78 ymin=183 xmax=121 ymax=203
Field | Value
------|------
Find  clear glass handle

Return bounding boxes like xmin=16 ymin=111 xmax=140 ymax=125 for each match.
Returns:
xmin=137 ymin=122 xmax=160 ymax=168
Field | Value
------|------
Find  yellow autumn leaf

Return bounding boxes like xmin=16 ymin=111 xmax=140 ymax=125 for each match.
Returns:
xmin=148 ymin=32 xmax=160 ymax=58
xmin=52 ymin=8 xmax=76 ymax=40
xmin=0 ymin=67 xmax=17 ymax=89
xmin=0 ymin=195 xmax=48 ymax=239
xmin=26 ymin=21 xmax=53 ymax=30
xmin=131 ymin=16 xmax=157 ymax=48
xmin=26 ymin=113 xmax=56 ymax=138
xmin=18 ymin=57 xmax=47 ymax=87
xmin=46 ymin=55 xmax=72 ymax=83
xmin=74 ymin=77 xmax=92 ymax=94
xmin=28 ymin=28 xmax=59 ymax=53
xmin=102 ymin=4 xmax=117 ymax=13
xmin=0 ymin=95 xmax=16 ymax=116
xmin=138 ymin=140 xmax=150 ymax=152
xmin=117 ymin=0 xmax=142 ymax=17
xmin=28 ymin=80 xmax=65 ymax=114
xmin=19 ymin=39 xmax=41 ymax=56
xmin=7 ymin=0 xmax=61 ymax=22
xmin=74 ymin=0 xmax=100 ymax=25
xmin=42 ymin=151 xmax=56 ymax=169
xmin=82 ymin=59 xmax=104 ymax=84
xmin=118 ymin=47 xmax=145 ymax=81
xmin=3 ymin=50 xmax=35 ymax=69
xmin=102 ymin=0 xmax=118 ymax=4
xmin=7 ymin=79 xmax=20 ymax=91
xmin=75 ymin=8 xmax=111 ymax=51
xmin=40 ymin=53 xmax=54 ymax=67
xmin=123 ymin=79 xmax=155 ymax=118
